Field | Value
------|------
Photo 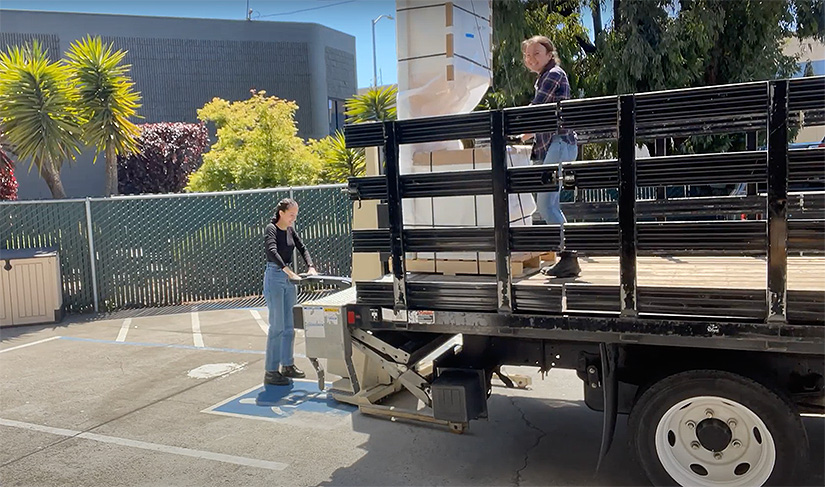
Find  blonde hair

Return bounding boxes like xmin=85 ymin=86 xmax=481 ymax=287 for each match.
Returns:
xmin=522 ymin=35 xmax=561 ymax=65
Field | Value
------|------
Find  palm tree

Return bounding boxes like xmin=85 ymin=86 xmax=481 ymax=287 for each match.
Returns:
xmin=0 ymin=41 xmax=81 ymax=199
xmin=66 ymin=36 xmax=141 ymax=196
xmin=345 ymin=85 xmax=397 ymax=123
xmin=313 ymin=130 xmax=366 ymax=182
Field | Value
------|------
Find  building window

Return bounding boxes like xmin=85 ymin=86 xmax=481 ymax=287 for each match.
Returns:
xmin=329 ymin=98 xmax=346 ymax=134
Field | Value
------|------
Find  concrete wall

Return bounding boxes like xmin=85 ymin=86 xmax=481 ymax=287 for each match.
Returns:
xmin=0 ymin=10 xmax=356 ymax=200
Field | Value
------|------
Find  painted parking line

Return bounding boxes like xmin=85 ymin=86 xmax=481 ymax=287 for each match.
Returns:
xmin=116 ymin=318 xmax=132 ymax=342
xmin=249 ymin=309 xmax=269 ymax=334
xmin=55 ymin=336 xmax=306 ymax=358
xmin=0 ymin=336 xmax=61 ymax=354
xmin=191 ymin=312 xmax=204 ymax=347
xmin=203 ymin=379 xmax=356 ymax=429
xmin=0 ymin=417 xmax=288 ymax=471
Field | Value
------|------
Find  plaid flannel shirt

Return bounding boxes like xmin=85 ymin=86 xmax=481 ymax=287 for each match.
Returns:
xmin=530 ymin=63 xmax=577 ymax=162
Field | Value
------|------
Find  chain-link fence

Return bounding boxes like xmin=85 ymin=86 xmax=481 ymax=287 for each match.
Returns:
xmin=1 ymin=185 xmax=352 ymax=313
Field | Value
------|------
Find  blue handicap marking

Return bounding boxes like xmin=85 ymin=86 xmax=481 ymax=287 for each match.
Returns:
xmin=210 ymin=379 xmax=356 ymax=421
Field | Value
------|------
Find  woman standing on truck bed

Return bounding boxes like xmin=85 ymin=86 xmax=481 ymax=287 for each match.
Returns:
xmin=262 ymin=198 xmax=318 ymax=386
xmin=521 ymin=35 xmax=581 ymax=278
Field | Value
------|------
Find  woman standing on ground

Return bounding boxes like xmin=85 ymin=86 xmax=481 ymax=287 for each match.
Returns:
xmin=521 ymin=35 xmax=581 ymax=278
xmin=262 ymin=198 xmax=318 ymax=386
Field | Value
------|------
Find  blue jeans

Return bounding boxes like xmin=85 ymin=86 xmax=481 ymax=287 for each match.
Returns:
xmin=263 ymin=263 xmax=297 ymax=372
xmin=536 ymin=136 xmax=578 ymax=249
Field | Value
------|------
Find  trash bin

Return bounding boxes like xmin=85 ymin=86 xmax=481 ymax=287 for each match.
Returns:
xmin=0 ymin=248 xmax=64 ymax=327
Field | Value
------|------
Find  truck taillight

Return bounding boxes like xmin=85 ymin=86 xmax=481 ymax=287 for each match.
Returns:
xmin=347 ymin=310 xmax=355 ymax=325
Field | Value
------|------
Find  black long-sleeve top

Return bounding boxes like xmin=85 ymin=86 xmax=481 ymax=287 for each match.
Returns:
xmin=264 ymin=222 xmax=313 ymax=268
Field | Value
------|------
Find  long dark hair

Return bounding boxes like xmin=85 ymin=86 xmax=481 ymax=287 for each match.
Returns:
xmin=271 ymin=198 xmax=297 ymax=224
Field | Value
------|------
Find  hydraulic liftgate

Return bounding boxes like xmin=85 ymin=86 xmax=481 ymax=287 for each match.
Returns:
xmin=343 ymin=78 xmax=825 ymax=352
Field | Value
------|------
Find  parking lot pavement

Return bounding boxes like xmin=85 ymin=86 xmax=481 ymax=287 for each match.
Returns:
xmin=1 ymin=307 xmax=823 ymax=486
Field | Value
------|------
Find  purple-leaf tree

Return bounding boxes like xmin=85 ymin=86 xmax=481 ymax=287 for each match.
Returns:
xmin=118 ymin=122 xmax=209 ymax=195
xmin=0 ymin=143 xmax=18 ymax=201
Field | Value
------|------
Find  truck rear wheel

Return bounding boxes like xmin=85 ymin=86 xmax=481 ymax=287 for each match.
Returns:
xmin=628 ymin=370 xmax=808 ymax=486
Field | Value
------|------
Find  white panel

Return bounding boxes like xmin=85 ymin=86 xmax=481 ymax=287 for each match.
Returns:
xmin=0 ymin=270 xmax=12 ymax=326
xmin=7 ymin=257 xmax=58 ymax=326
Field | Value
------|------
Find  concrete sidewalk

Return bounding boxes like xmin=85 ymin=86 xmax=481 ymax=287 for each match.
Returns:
xmin=1 ymin=308 xmax=822 ymax=486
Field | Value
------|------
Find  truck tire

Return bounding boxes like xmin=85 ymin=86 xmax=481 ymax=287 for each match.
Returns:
xmin=628 ymin=370 xmax=808 ymax=486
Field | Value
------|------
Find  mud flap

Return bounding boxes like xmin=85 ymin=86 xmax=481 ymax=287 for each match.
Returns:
xmin=596 ymin=343 xmax=619 ymax=472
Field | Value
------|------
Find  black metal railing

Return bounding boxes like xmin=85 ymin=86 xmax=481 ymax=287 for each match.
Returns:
xmin=344 ymin=77 xmax=825 ymax=324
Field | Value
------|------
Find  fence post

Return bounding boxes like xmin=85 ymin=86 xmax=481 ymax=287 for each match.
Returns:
xmin=84 ymin=198 xmax=99 ymax=312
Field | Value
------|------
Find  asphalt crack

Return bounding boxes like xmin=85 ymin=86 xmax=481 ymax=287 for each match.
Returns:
xmin=509 ymin=396 xmax=546 ymax=487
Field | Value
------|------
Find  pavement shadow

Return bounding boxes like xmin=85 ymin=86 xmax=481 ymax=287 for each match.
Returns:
xmin=319 ymin=393 xmax=648 ymax=487
xmin=318 ymin=393 xmax=825 ymax=487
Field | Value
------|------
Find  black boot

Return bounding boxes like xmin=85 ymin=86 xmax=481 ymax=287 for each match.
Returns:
xmin=540 ymin=251 xmax=581 ymax=278
xmin=264 ymin=370 xmax=290 ymax=386
xmin=281 ymin=365 xmax=305 ymax=379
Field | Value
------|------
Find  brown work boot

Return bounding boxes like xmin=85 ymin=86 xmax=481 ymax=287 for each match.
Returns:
xmin=281 ymin=365 xmax=305 ymax=379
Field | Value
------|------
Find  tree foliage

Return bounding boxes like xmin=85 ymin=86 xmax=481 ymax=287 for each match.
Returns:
xmin=66 ymin=36 xmax=142 ymax=196
xmin=311 ymin=131 xmax=365 ymax=183
xmin=0 ymin=36 xmax=142 ymax=199
xmin=118 ymin=122 xmax=209 ymax=195
xmin=488 ymin=0 xmax=823 ymax=105
xmin=186 ymin=90 xmax=321 ymax=192
xmin=345 ymin=85 xmax=397 ymax=123
xmin=0 ymin=40 xmax=81 ymax=198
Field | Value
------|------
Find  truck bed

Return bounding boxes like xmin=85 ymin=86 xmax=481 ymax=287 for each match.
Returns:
xmin=356 ymin=255 xmax=824 ymax=324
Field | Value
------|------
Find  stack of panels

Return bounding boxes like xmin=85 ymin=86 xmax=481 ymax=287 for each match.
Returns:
xmin=503 ymin=104 xmax=558 ymax=136
xmin=354 ymin=218 xmax=824 ymax=255
xmin=559 ymin=96 xmax=618 ymax=142
xmin=401 ymin=170 xmax=493 ymax=197
xmin=789 ymin=148 xmax=825 ymax=184
xmin=788 ymin=76 xmax=825 ymax=112
xmin=344 ymin=78 xmax=825 ymax=151
xmin=357 ymin=279 xmax=824 ymax=325
xmin=636 ymin=82 xmax=768 ymax=138
xmin=395 ymin=112 xmax=491 ymax=144
xmin=344 ymin=122 xmax=384 ymax=148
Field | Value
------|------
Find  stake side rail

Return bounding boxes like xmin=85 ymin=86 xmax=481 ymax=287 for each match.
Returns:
xmin=343 ymin=77 xmax=825 ymax=327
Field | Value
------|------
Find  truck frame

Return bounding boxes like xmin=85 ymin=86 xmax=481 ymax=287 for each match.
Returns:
xmin=303 ymin=77 xmax=825 ymax=486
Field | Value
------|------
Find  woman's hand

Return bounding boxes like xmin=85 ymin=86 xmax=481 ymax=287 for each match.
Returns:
xmin=306 ymin=266 xmax=319 ymax=276
xmin=520 ymin=133 xmax=535 ymax=143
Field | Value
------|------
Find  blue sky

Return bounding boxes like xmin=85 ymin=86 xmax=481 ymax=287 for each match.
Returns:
xmin=0 ymin=0 xmax=602 ymax=88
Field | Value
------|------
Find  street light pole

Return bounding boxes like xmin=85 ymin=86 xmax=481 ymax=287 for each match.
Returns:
xmin=372 ymin=14 xmax=394 ymax=87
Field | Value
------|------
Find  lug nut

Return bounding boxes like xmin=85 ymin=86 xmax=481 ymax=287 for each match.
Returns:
xmin=727 ymin=419 xmax=737 ymax=428
xmin=713 ymin=452 xmax=723 ymax=460
xmin=685 ymin=420 xmax=696 ymax=429
xmin=732 ymin=440 xmax=741 ymax=448
xmin=705 ymin=409 xmax=714 ymax=418
xmin=690 ymin=441 xmax=700 ymax=450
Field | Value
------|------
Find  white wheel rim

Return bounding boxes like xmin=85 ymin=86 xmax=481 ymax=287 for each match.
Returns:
xmin=654 ymin=395 xmax=776 ymax=487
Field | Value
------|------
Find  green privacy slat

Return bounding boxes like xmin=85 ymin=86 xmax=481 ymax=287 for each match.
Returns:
xmin=0 ymin=201 xmax=94 ymax=313
xmin=0 ymin=186 xmax=352 ymax=313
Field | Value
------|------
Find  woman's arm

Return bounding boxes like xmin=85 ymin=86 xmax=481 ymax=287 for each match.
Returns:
xmin=292 ymin=228 xmax=318 ymax=275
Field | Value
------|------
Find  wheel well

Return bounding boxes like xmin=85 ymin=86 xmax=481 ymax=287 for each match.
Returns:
xmin=619 ymin=345 xmax=825 ymax=411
